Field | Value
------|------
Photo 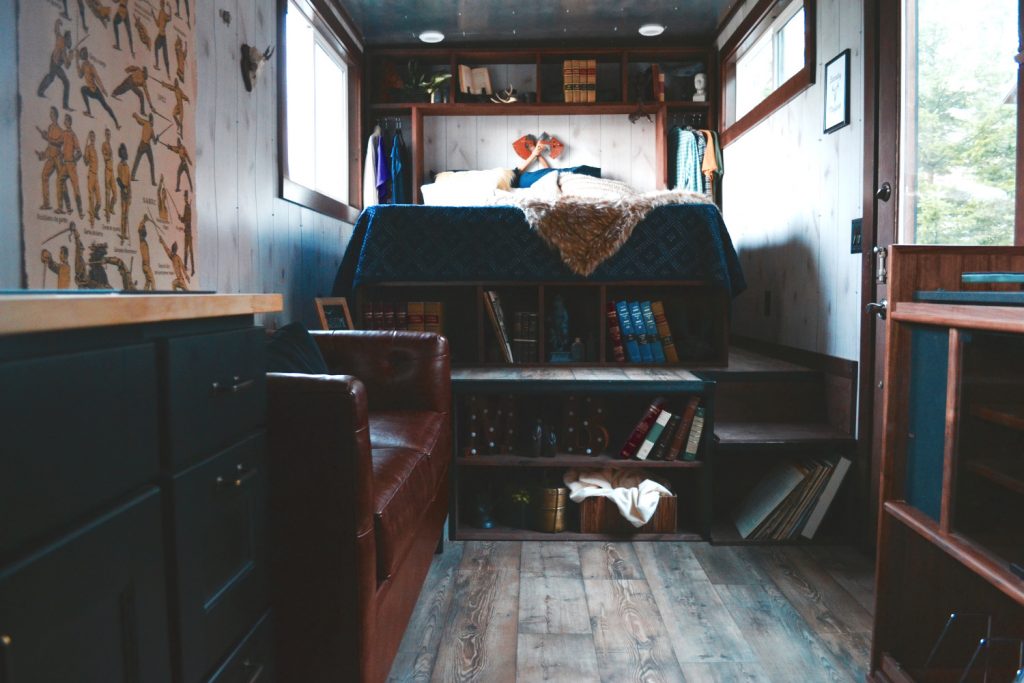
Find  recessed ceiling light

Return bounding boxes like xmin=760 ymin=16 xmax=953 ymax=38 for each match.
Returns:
xmin=418 ymin=30 xmax=445 ymax=43
xmin=638 ymin=23 xmax=666 ymax=37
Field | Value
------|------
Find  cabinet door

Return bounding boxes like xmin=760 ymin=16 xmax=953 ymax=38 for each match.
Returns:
xmin=0 ymin=489 xmax=171 ymax=683
xmin=172 ymin=434 xmax=269 ymax=683
xmin=0 ymin=344 xmax=159 ymax=557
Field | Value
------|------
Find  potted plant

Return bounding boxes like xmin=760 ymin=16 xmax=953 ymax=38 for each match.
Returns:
xmin=404 ymin=60 xmax=451 ymax=103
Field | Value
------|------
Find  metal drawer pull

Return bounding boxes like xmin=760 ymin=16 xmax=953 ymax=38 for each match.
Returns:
xmin=211 ymin=376 xmax=255 ymax=394
xmin=216 ymin=464 xmax=258 ymax=489
xmin=241 ymin=658 xmax=264 ymax=682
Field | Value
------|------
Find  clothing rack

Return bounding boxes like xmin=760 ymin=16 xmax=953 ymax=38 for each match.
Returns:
xmin=376 ymin=115 xmax=403 ymax=130
xmin=667 ymin=111 xmax=707 ymax=130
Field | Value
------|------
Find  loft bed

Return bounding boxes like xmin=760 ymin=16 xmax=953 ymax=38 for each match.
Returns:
xmin=331 ymin=203 xmax=745 ymax=296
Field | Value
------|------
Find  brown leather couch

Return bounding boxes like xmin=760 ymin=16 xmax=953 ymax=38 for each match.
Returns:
xmin=267 ymin=331 xmax=451 ymax=683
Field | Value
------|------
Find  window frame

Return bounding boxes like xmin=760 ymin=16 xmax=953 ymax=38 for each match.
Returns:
xmin=719 ymin=0 xmax=817 ymax=146
xmin=278 ymin=0 xmax=362 ymax=223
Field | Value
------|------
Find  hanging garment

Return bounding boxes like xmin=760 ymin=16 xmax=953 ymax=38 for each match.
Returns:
xmin=700 ymin=130 xmax=718 ymax=200
xmin=670 ymin=127 xmax=704 ymax=194
xmin=376 ymin=132 xmax=391 ymax=204
xmin=363 ymin=125 xmax=381 ymax=208
xmin=390 ymin=129 xmax=408 ymax=204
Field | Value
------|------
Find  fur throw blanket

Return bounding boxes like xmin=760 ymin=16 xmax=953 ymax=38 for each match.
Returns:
xmin=508 ymin=178 xmax=711 ymax=276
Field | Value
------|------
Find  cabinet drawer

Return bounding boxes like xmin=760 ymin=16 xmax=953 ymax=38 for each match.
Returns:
xmin=0 ymin=488 xmax=171 ymax=683
xmin=207 ymin=612 xmax=275 ymax=683
xmin=0 ymin=344 xmax=159 ymax=556
xmin=173 ymin=433 xmax=269 ymax=683
xmin=164 ymin=328 xmax=266 ymax=468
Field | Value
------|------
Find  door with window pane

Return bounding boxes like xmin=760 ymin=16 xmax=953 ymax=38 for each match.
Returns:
xmin=899 ymin=0 xmax=1021 ymax=245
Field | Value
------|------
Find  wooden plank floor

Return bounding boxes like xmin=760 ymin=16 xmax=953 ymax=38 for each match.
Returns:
xmin=388 ymin=541 xmax=875 ymax=683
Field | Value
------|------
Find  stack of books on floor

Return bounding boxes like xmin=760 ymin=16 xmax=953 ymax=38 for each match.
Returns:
xmin=361 ymin=301 xmax=443 ymax=334
xmin=619 ymin=396 xmax=705 ymax=461
xmin=607 ymin=300 xmax=679 ymax=364
xmin=733 ymin=456 xmax=853 ymax=540
xmin=483 ymin=290 xmax=539 ymax=363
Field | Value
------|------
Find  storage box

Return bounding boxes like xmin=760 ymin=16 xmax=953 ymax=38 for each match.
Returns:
xmin=578 ymin=493 xmax=677 ymax=534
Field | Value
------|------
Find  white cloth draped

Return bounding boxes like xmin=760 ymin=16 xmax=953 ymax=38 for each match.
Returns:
xmin=563 ymin=468 xmax=672 ymax=527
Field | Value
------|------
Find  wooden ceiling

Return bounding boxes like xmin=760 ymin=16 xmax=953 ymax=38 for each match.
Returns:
xmin=336 ymin=0 xmax=734 ymax=46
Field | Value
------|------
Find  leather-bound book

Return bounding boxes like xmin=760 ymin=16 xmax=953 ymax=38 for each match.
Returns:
xmin=424 ymin=302 xmax=442 ymax=335
xmin=606 ymin=302 xmax=626 ymax=363
xmin=641 ymin=301 xmax=666 ymax=363
xmin=615 ymin=300 xmax=641 ymax=362
xmin=682 ymin=405 xmax=706 ymax=461
xmin=651 ymin=301 xmax=679 ymax=363
xmin=396 ymin=305 xmax=409 ymax=330
xmin=362 ymin=302 xmax=375 ymax=330
xmin=619 ymin=397 xmax=665 ymax=459
xmin=407 ymin=302 xmax=425 ymax=331
xmin=383 ymin=303 xmax=396 ymax=329
xmin=649 ymin=413 xmax=681 ymax=461
xmin=665 ymin=396 xmax=700 ymax=461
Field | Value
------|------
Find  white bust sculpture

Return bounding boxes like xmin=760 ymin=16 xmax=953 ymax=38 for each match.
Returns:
xmin=693 ymin=72 xmax=707 ymax=102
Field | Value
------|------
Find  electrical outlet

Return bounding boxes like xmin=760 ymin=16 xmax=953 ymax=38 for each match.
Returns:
xmin=763 ymin=290 xmax=771 ymax=316
xmin=851 ymin=218 xmax=863 ymax=254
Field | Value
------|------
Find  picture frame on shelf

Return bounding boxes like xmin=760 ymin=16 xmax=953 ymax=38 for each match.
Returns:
xmin=315 ymin=297 xmax=354 ymax=331
xmin=823 ymin=49 xmax=851 ymax=134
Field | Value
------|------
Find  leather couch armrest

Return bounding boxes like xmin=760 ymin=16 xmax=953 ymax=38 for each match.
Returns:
xmin=266 ymin=373 xmax=376 ymax=681
xmin=311 ymin=331 xmax=451 ymax=414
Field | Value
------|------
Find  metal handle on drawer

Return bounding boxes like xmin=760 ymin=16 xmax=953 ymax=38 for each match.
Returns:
xmin=216 ymin=464 xmax=258 ymax=489
xmin=241 ymin=659 xmax=265 ymax=683
xmin=211 ymin=376 xmax=256 ymax=395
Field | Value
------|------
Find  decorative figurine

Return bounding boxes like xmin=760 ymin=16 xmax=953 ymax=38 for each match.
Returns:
xmin=693 ymin=72 xmax=707 ymax=102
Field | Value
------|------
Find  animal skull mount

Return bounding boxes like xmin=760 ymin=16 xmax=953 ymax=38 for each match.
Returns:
xmin=512 ymin=133 xmax=565 ymax=161
xmin=241 ymin=44 xmax=275 ymax=92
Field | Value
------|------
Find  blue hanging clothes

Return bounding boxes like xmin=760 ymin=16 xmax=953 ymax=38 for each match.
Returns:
xmin=376 ymin=132 xmax=391 ymax=204
xmin=670 ymin=127 xmax=704 ymax=194
xmin=390 ymin=129 xmax=408 ymax=204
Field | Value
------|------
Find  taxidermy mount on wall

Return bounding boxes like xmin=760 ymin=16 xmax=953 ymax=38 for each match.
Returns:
xmin=241 ymin=44 xmax=274 ymax=92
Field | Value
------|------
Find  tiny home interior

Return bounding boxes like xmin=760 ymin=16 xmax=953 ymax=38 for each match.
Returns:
xmin=0 ymin=0 xmax=1022 ymax=681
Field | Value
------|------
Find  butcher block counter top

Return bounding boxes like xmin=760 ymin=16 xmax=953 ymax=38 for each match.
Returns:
xmin=0 ymin=293 xmax=283 ymax=335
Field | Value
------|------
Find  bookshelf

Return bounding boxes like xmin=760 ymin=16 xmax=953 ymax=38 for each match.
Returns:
xmin=449 ymin=366 xmax=715 ymax=541
xmin=355 ymin=280 xmax=729 ymax=367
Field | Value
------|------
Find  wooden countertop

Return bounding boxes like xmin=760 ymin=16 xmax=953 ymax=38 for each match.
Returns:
xmin=0 ymin=293 xmax=283 ymax=335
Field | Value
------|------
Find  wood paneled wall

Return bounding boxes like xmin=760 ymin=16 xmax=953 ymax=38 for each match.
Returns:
xmin=717 ymin=0 xmax=864 ymax=361
xmin=423 ymin=114 xmax=658 ymax=191
xmin=0 ymin=0 xmax=353 ymax=329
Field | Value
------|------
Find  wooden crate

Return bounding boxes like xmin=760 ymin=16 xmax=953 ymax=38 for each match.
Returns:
xmin=578 ymin=493 xmax=677 ymax=534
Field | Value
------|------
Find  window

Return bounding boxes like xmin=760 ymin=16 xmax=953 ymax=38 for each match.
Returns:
xmin=898 ymin=0 xmax=1018 ymax=245
xmin=720 ymin=0 xmax=816 ymax=145
xmin=281 ymin=0 xmax=360 ymax=221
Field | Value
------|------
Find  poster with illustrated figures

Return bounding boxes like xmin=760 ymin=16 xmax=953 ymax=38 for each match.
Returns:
xmin=19 ymin=0 xmax=197 ymax=291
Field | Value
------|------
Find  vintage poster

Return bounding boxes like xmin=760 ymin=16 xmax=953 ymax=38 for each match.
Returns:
xmin=19 ymin=0 xmax=197 ymax=291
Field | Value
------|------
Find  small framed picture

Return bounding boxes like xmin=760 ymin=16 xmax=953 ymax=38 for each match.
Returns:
xmin=824 ymin=49 xmax=851 ymax=134
xmin=315 ymin=297 xmax=354 ymax=331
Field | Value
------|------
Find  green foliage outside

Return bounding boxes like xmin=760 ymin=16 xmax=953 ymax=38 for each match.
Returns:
xmin=912 ymin=0 xmax=1016 ymax=245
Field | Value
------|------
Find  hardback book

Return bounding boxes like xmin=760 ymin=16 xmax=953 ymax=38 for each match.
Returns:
xmin=512 ymin=312 xmax=539 ymax=363
xmin=753 ymin=460 xmax=815 ymax=540
xmin=606 ymin=302 xmax=626 ymax=363
xmin=641 ymin=301 xmax=667 ymax=363
xmin=407 ymin=301 xmax=425 ymax=331
xmin=619 ymin=397 xmax=665 ymax=459
xmin=396 ymin=306 xmax=409 ymax=330
xmin=628 ymin=301 xmax=654 ymax=362
xmin=563 ymin=60 xmax=571 ymax=103
xmin=373 ymin=302 xmax=385 ymax=330
xmin=363 ymin=303 xmax=375 ymax=330
xmin=733 ymin=460 xmax=807 ymax=539
xmin=800 ymin=456 xmax=853 ymax=539
xmin=649 ymin=413 xmax=681 ymax=461
xmin=682 ymin=405 xmax=706 ymax=461
xmin=615 ymin=300 xmax=641 ymax=362
xmin=383 ymin=302 xmax=396 ymax=329
xmin=458 ymin=65 xmax=492 ymax=95
xmin=636 ymin=409 xmax=672 ymax=460
xmin=650 ymin=300 xmax=679 ymax=363
xmin=483 ymin=290 xmax=514 ymax=363
xmin=424 ymin=301 xmax=443 ymax=335
xmin=665 ymin=396 xmax=699 ymax=461
xmin=780 ymin=460 xmax=835 ymax=539
xmin=588 ymin=59 xmax=597 ymax=103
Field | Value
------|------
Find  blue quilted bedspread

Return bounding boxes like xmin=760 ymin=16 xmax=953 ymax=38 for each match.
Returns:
xmin=332 ymin=204 xmax=746 ymax=297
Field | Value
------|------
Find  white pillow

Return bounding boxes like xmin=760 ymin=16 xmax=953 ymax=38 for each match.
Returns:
xmin=433 ymin=168 xmax=515 ymax=191
xmin=557 ymin=174 xmax=638 ymax=200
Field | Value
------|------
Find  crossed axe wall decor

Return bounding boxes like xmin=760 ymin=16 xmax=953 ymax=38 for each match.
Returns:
xmin=512 ymin=133 xmax=565 ymax=161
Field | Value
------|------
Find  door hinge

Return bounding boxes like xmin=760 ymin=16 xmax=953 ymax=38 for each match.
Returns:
xmin=873 ymin=245 xmax=888 ymax=285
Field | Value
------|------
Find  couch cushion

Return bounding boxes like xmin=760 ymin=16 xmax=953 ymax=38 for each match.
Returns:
xmin=369 ymin=410 xmax=447 ymax=488
xmin=371 ymin=447 xmax=435 ymax=582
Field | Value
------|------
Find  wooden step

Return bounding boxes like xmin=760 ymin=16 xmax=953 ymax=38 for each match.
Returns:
xmin=715 ymin=421 xmax=854 ymax=451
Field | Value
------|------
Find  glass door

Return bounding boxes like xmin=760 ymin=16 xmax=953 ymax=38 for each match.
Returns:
xmin=898 ymin=0 xmax=1021 ymax=245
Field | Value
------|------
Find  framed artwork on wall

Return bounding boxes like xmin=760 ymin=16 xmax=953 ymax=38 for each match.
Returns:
xmin=824 ymin=49 xmax=851 ymax=134
xmin=315 ymin=297 xmax=354 ymax=330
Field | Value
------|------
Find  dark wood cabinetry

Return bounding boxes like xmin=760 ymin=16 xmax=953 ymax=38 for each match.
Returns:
xmin=0 ymin=295 xmax=280 ymax=683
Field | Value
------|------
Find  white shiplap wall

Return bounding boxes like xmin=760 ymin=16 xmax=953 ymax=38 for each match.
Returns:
xmin=0 ymin=0 xmax=352 ymax=329
xmin=718 ymin=0 xmax=864 ymax=360
xmin=424 ymin=114 xmax=657 ymax=191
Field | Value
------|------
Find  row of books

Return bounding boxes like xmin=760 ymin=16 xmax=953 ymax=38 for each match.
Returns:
xmin=620 ymin=397 xmax=705 ymax=461
xmin=650 ymin=64 xmax=666 ymax=103
xmin=733 ymin=456 xmax=853 ymax=540
xmin=606 ymin=300 xmax=679 ymax=364
xmin=361 ymin=301 xmax=443 ymax=334
xmin=563 ymin=59 xmax=597 ymax=103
